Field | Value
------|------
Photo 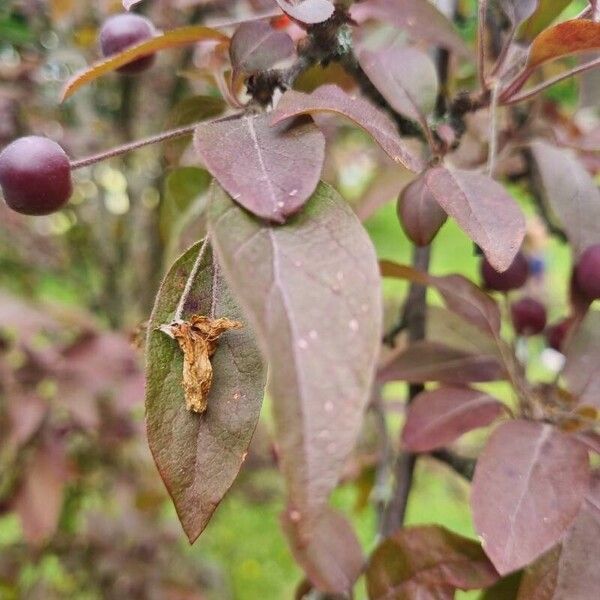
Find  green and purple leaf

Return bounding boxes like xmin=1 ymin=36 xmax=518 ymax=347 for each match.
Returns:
xmin=366 ymin=525 xmax=499 ymax=599
xmin=145 ymin=241 xmax=266 ymax=543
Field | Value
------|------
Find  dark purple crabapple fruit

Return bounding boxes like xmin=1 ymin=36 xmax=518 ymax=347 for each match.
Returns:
xmin=480 ymin=252 xmax=529 ymax=292
xmin=99 ymin=14 xmax=157 ymax=74
xmin=545 ymin=317 xmax=575 ymax=352
xmin=574 ymin=244 xmax=600 ymax=301
xmin=0 ymin=136 xmax=72 ymax=215
xmin=510 ymin=297 xmax=547 ymax=336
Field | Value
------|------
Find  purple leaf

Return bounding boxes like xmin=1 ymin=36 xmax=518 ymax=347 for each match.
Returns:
xmin=397 ymin=173 xmax=448 ymax=246
xmin=366 ymin=525 xmax=499 ymax=599
xmin=530 ymin=141 xmax=600 ymax=257
xmin=145 ymin=241 xmax=266 ymax=543
xmin=275 ymin=0 xmax=334 ymax=24
xmin=282 ymin=507 xmax=364 ymax=594
xmin=517 ymin=491 xmax=600 ymax=599
xmin=351 ymin=0 xmax=471 ymax=58
xmin=194 ymin=114 xmax=325 ymax=223
xmin=359 ymin=45 xmax=438 ymax=125
xmin=209 ymin=182 xmax=382 ymax=527
xmin=472 ymin=420 xmax=590 ymax=575
xmin=562 ymin=310 xmax=600 ymax=408
xmin=380 ymin=260 xmax=502 ymax=336
xmin=402 ymin=386 xmax=506 ymax=452
xmin=378 ymin=340 xmax=505 ymax=384
xmin=427 ymin=306 xmax=502 ymax=358
xmin=229 ymin=21 xmax=294 ymax=76
xmin=425 ymin=167 xmax=526 ymax=272
xmin=271 ymin=85 xmax=424 ymax=172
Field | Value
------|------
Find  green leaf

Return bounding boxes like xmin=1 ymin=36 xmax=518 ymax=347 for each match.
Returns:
xmin=208 ymin=182 xmax=382 ymax=529
xmin=145 ymin=241 xmax=266 ymax=542
xmin=160 ymin=167 xmax=211 ymax=241
xmin=518 ymin=0 xmax=571 ymax=41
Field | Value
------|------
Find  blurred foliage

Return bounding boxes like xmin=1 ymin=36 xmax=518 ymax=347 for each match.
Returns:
xmin=0 ymin=0 xmax=596 ymax=598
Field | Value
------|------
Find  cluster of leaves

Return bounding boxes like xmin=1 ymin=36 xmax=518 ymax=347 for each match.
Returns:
xmin=4 ymin=0 xmax=600 ymax=597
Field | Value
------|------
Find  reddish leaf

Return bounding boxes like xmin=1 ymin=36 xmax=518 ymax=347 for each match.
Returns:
xmin=397 ymin=174 xmax=447 ymax=246
xmin=146 ymin=241 xmax=266 ymax=542
xmin=366 ymin=525 xmax=499 ymax=599
xmin=13 ymin=434 xmax=71 ymax=546
xmin=275 ymin=0 xmax=334 ymax=25
xmin=378 ymin=340 xmax=505 ymax=385
xmin=358 ymin=45 xmax=438 ymax=125
xmin=528 ymin=19 xmax=600 ymax=71
xmin=530 ymin=141 xmax=600 ymax=256
xmin=209 ymin=182 xmax=382 ymax=526
xmin=282 ymin=507 xmax=364 ymax=594
xmin=194 ymin=114 xmax=325 ymax=223
xmin=62 ymin=26 xmax=229 ymax=100
xmin=229 ymin=21 xmax=294 ymax=76
xmin=471 ymin=420 xmax=589 ymax=575
xmin=424 ymin=167 xmax=526 ymax=272
xmin=402 ymin=386 xmax=505 ymax=452
xmin=351 ymin=0 xmax=470 ymax=58
xmin=562 ymin=310 xmax=600 ymax=408
xmin=380 ymin=261 xmax=502 ymax=336
xmin=271 ymin=85 xmax=424 ymax=172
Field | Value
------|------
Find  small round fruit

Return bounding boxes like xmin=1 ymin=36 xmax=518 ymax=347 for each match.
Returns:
xmin=510 ymin=297 xmax=547 ymax=336
xmin=574 ymin=244 xmax=600 ymax=301
xmin=99 ymin=14 xmax=156 ymax=74
xmin=545 ymin=317 xmax=574 ymax=352
xmin=480 ymin=252 xmax=529 ymax=292
xmin=0 ymin=136 xmax=72 ymax=215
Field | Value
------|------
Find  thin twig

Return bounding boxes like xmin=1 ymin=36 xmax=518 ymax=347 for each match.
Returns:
xmin=502 ymin=56 xmax=600 ymax=105
xmin=487 ymin=81 xmax=500 ymax=177
xmin=70 ymin=116 xmax=235 ymax=170
xmin=477 ymin=0 xmax=489 ymax=91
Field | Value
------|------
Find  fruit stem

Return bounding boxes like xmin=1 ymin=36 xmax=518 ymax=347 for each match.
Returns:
xmin=69 ymin=120 xmax=217 ymax=170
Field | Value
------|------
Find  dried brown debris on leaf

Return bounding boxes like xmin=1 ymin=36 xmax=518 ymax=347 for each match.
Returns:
xmin=160 ymin=315 xmax=242 ymax=413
